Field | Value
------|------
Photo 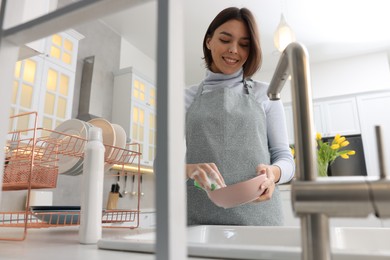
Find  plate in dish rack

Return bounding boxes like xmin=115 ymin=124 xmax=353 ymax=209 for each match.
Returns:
xmin=50 ymin=119 xmax=88 ymax=175
xmin=87 ymin=118 xmax=116 ymax=161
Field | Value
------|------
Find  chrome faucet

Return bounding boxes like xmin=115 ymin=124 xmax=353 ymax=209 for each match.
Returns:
xmin=267 ymin=42 xmax=390 ymax=260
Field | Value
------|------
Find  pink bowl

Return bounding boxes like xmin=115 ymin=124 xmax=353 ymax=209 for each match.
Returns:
xmin=207 ymin=174 xmax=268 ymax=209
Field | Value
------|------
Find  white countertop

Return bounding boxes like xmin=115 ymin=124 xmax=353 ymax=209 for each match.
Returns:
xmin=0 ymin=227 xmax=210 ymax=260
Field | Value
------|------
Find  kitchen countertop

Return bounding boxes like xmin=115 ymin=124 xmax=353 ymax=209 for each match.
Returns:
xmin=0 ymin=227 xmax=211 ymax=260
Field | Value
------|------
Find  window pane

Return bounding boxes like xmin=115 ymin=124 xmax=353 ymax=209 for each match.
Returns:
xmin=149 ymin=146 xmax=154 ymax=162
xmin=57 ymin=97 xmax=67 ymax=118
xmin=139 ymin=109 xmax=144 ymax=124
xmin=139 ymin=92 xmax=145 ymax=101
xmin=12 ymin=81 xmax=18 ymax=104
xmin=64 ymin=39 xmax=73 ymax=51
xmin=43 ymin=117 xmax=53 ymax=130
xmin=133 ymin=89 xmax=139 ymax=99
xmin=62 ymin=52 xmax=72 ymax=65
xmin=134 ymin=80 xmax=139 ymax=89
xmin=149 ymin=129 xmax=154 ymax=145
xmin=16 ymin=110 xmax=29 ymax=131
xmin=50 ymin=46 xmax=61 ymax=59
xmin=133 ymin=107 xmax=138 ymax=123
xmin=47 ymin=69 xmax=58 ymax=91
xmin=132 ymin=123 xmax=138 ymax=140
xmin=140 ymin=83 xmax=145 ymax=92
xmin=14 ymin=61 xmax=21 ymax=78
xmin=20 ymin=84 xmax=33 ymax=108
xmin=149 ymin=114 xmax=155 ymax=129
xmin=23 ymin=59 xmax=36 ymax=84
xmin=44 ymin=93 xmax=55 ymax=115
xmin=52 ymin=34 xmax=62 ymax=46
xmin=59 ymin=74 xmax=69 ymax=96
xmin=139 ymin=126 xmax=144 ymax=141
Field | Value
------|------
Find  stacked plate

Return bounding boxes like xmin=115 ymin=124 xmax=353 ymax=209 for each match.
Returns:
xmin=51 ymin=118 xmax=127 ymax=176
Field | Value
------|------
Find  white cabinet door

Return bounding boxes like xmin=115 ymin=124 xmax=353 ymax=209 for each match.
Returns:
xmin=356 ymin=91 xmax=390 ymax=177
xmin=312 ymin=97 xmax=360 ymax=137
xmin=322 ymin=98 xmax=361 ymax=137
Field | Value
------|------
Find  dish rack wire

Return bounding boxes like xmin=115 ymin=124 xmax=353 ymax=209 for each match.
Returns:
xmin=0 ymin=112 xmax=143 ymax=241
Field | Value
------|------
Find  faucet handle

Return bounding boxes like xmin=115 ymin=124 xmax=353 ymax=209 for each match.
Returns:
xmin=375 ymin=125 xmax=388 ymax=179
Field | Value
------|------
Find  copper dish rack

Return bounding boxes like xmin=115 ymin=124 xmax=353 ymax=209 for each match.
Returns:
xmin=0 ymin=112 xmax=142 ymax=241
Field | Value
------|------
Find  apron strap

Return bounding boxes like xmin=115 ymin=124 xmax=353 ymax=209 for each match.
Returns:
xmin=243 ymin=79 xmax=255 ymax=96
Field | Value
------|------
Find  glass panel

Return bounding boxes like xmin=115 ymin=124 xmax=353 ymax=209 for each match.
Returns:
xmin=139 ymin=92 xmax=145 ymax=101
xmin=14 ymin=61 xmax=21 ymax=78
xmin=44 ymin=93 xmax=55 ymax=115
xmin=62 ymin=52 xmax=72 ymax=65
xmin=133 ymin=89 xmax=139 ymax=99
xmin=134 ymin=80 xmax=139 ymax=89
xmin=12 ymin=81 xmax=18 ymax=104
xmin=20 ymin=84 xmax=33 ymax=108
xmin=16 ymin=111 xmax=29 ymax=131
xmin=149 ymin=129 xmax=154 ymax=145
xmin=52 ymin=34 xmax=62 ymax=46
xmin=149 ymin=114 xmax=155 ymax=129
xmin=132 ymin=123 xmax=138 ymax=140
xmin=133 ymin=107 xmax=138 ymax=123
xmin=50 ymin=46 xmax=61 ymax=59
xmin=59 ymin=74 xmax=69 ymax=96
xmin=149 ymin=88 xmax=155 ymax=106
xmin=140 ymin=83 xmax=145 ymax=92
xmin=47 ymin=69 xmax=58 ymax=91
xmin=139 ymin=126 xmax=144 ymax=141
xmin=139 ymin=109 xmax=144 ymax=124
xmin=23 ymin=59 xmax=36 ymax=84
xmin=140 ymin=144 xmax=144 ymax=160
xmin=43 ymin=117 xmax=53 ymax=130
xmin=57 ymin=97 xmax=67 ymax=118
xmin=149 ymin=146 xmax=154 ymax=162
xmin=64 ymin=39 xmax=73 ymax=51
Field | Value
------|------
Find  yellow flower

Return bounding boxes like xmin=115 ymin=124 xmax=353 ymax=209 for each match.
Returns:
xmin=337 ymin=137 xmax=346 ymax=144
xmin=315 ymin=132 xmax=356 ymax=176
xmin=330 ymin=144 xmax=340 ymax=150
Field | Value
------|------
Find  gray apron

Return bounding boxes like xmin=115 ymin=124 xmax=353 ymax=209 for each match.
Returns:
xmin=186 ymin=80 xmax=283 ymax=226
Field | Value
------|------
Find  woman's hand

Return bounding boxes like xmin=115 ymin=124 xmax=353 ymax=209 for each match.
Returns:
xmin=253 ymin=164 xmax=279 ymax=202
xmin=186 ymin=163 xmax=226 ymax=190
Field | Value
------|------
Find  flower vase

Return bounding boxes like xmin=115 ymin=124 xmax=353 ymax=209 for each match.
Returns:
xmin=317 ymin=160 xmax=329 ymax=177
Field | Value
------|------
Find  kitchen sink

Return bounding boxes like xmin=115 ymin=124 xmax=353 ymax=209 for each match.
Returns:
xmin=98 ymin=225 xmax=390 ymax=259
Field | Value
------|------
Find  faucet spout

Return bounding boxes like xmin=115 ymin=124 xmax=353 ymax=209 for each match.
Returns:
xmin=267 ymin=42 xmax=317 ymax=182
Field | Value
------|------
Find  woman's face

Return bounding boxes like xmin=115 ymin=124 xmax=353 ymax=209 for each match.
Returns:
xmin=206 ymin=19 xmax=250 ymax=75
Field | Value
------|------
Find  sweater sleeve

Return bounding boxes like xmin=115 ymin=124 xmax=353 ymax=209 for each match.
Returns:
xmin=253 ymin=81 xmax=295 ymax=184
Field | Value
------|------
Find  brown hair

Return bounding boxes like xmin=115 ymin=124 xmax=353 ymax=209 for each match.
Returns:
xmin=203 ymin=7 xmax=262 ymax=78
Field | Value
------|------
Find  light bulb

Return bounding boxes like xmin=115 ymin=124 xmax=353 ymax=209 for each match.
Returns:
xmin=274 ymin=14 xmax=296 ymax=52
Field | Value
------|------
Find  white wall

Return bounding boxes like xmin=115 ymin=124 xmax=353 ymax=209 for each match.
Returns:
xmin=119 ymin=38 xmax=156 ymax=83
xmin=256 ymin=51 xmax=390 ymax=103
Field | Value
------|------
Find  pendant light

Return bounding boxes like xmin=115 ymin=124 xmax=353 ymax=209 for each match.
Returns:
xmin=273 ymin=13 xmax=296 ymax=52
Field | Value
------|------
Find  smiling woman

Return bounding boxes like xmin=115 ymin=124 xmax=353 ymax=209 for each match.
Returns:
xmin=185 ymin=7 xmax=295 ymax=226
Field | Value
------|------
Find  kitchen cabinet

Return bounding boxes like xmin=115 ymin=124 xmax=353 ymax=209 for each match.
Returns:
xmin=112 ymin=67 xmax=156 ymax=167
xmin=315 ymin=97 xmax=361 ymax=137
xmin=9 ymin=30 xmax=83 ymax=133
xmin=284 ymin=96 xmax=361 ymax=143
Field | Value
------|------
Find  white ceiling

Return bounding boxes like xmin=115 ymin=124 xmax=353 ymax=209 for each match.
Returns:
xmin=101 ymin=0 xmax=390 ymax=85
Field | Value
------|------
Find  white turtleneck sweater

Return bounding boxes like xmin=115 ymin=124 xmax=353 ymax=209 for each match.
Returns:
xmin=185 ymin=69 xmax=295 ymax=184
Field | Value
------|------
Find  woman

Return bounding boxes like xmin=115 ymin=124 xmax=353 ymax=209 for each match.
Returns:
xmin=185 ymin=7 xmax=295 ymax=226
